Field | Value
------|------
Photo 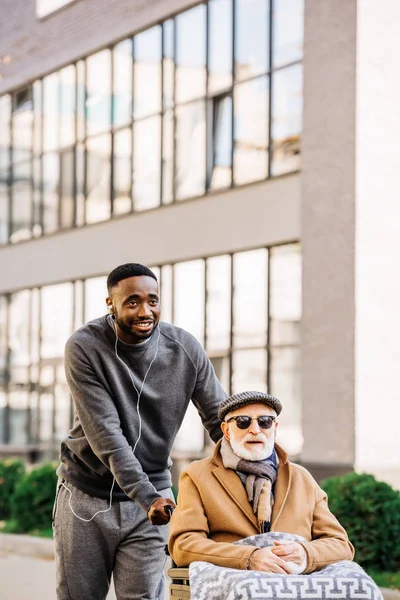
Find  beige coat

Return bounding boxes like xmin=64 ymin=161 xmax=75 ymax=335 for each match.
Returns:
xmin=169 ymin=441 xmax=354 ymax=573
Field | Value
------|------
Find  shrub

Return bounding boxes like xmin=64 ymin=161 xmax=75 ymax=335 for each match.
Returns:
xmin=9 ymin=462 xmax=58 ymax=533
xmin=320 ymin=472 xmax=400 ymax=571
xmin=0 ymin=459 xmax=26 ymax=520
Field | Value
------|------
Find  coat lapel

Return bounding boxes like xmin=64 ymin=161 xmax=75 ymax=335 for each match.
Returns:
xmin=271 ymin=445 xmax=291 ymax=528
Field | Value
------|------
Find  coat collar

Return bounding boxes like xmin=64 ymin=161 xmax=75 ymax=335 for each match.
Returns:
xmin=211 ymin=439 xmax=291 ymax=530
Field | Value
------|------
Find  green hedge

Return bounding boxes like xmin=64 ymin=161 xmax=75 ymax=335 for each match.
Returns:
xmin=0 ymin=459 xmax=26 ymax=520
xmin=321 ymin=472 xmax=400 ymax=571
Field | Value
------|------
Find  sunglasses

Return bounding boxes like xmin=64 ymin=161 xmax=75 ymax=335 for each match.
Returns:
xmin=225 ymin=415 xmax=276 ymax=430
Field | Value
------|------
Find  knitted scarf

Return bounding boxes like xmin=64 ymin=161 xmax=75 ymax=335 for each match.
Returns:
xmin=220 ymin=437 xmax=278 ymax=533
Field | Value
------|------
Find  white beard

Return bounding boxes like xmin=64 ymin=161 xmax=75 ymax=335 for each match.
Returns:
xmin=229 ymin=431 xmax=275 ymax=461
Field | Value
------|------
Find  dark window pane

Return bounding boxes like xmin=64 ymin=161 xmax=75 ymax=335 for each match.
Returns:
xmin=60 ymin=148 xmax=75 ymax=228
xmin=113 ymin=128 xmax=132 ymax=216
xmin=86 ymin=134 xmax=111 ymax=223
xmin=175 ymin=100 xmax=206 ymax=200
xmin=113 ymin=39 xmax=133 ymax=127
xmin=163 ymin=19 xmax=174 ymax=110
xmin=233 ymin=249 xmax=267 ymax=347
xmin=234 ymin=75 xmax=269 ymax=185
xmin=272 ymin=0 xmax=304 ymax=68
xmin=133 ymin=116 xmax=161 ymax=211
xmin=11 ymin=161 xmax=32 ymax=243
xmin=235 ymin=0 xmax=269 ymax=81
xmin=271 ymin=64 xmax=302 ymax=176
xmin=176 ymin=6 xmax=206 ymax=103
xmin=162 ymin=110 xmax=174 ymax=204
xmin=270 ymin=244 xmax=301 ymax=346
xmin=43 ymin=73 xmax=59 ymax=152
xmin=42 ymin=152 xmax=59 ymax=234
xmin=208 ymin=94 xmax=232 ymax=190
xmin=232 ymin=349 xmax=267 ymax=394
xmin=86 ymin=50 xmax=112 ymax=136
xmin=60 ymin=65 xmax=76 ymax=148
xmin=209 ymin=0 xmax=233 ymax=94
xmin=134 ymin=26 xmax=162 ymax=119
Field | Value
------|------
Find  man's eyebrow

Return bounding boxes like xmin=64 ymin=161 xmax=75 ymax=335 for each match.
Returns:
xmin=123 ymin=293 xmax=159 ymax=303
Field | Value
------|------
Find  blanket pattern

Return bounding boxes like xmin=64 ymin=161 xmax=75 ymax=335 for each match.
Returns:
xmin=189 ymin=533 xmax=383 ymax=600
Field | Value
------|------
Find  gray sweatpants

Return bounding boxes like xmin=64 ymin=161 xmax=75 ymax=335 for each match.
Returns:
xmin=53 ymin=480 xmax=173 ymax=600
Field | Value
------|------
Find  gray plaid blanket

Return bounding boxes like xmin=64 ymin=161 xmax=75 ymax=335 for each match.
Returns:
xmin=189 ymin=533 xmax=382 ymax=600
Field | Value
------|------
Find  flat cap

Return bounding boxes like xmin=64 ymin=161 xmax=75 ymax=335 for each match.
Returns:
xmin=218 ymin=391 xmax=282 ymax=421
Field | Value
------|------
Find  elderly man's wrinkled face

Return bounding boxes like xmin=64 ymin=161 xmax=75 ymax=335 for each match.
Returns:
xmin=221 ymin=403 xmax=278 ymax=461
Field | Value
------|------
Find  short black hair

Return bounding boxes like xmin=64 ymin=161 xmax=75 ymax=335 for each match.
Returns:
xmin=107 ymin=263 xmax=158 ymax=295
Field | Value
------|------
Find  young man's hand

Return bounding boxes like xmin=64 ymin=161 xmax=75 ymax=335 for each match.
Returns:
xmin=147 ymin=498 xmax=176 ymax=525
xmin=248 ymin=547 xmax=294 ymax=573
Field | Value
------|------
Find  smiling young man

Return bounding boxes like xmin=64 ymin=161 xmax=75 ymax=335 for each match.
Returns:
xmin=53 ymin=263 xmax=226 ymax=600
xmin=169 ymin=391 xmax=354 ymax=574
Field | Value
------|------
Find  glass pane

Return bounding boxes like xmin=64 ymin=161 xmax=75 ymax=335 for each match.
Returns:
xmin=160 ymin=265 xmax=172 ymax=323
xmin=55 ymin=364 xmax=71 ymax=441
xmin=39 ymin=365 xmax=54 ymax=442
xmin=133 ymin=116 xmax=161 ymax=211
xmin=9 ymin=290 xmax=30 ymax=367
xmin=272 ymin=0 xmax=304 ymax=68
xmin=86 ymin=134 xmax=111 ymax=224
xmin=210 ymin=356 xmax=230 ymax=393
xmin=60 ymin=65 xmax=76 ymax=148
xmin=60 ymin=148 xmax=75 ymax=228
xmin=113 ymin=39 xmax=133 ymax=127
xmin=32 ymin=157 xmax=42 ymax=237
xmin=235 ymin=0 xmax=269 ymax=81
xmin=113 ymin=128 xmax=132 ymax=216
xmin=271 ymin=64 xmax=302 ymax=176
xmin=174 ymin=260 xmax=205 ymax=344
xmin=11 ymin=161 xmax=32 ymax=243
xmin=162 ymin=110 xmax=174 ymax=204
xmin=0 ymin=95 xmax=11 ymax=170
xmin=31 ymin=288 xmax=40 ymax=364
xmin=206 ymin=255 xmax=231 ymax=352
xmin=175 ymin=101 xmax=206 ymax=200
xmin=270 ymin=244 xmax=301 ymax=346
xmin=12 ymin=106 xmax=33 ymax=164
xmin=270 ymin=346 xmax=302 ymax=455
xmin=0 ymin=182 xmax=9 ymax=244
xmin=74 ymin=280 xmax=84 ymax=330
xmin=209 ymin=95 xmax=232 ymax=190
xmin=233 ymin=248 xmax=267 ymax=347
xmin=76 ymin=60 xmax=85 ymax=141
xmin=42 ymin=152 xmax=59 ymax=234
xmin=30 ymin=365 xmax=40 ymax=443
xmin=176 ymin=6 xmax=206 ymax=104
xmin=234 ymin=75 xmax=269 ymax=185
xmin=76 ymin=143 xmax=85 ymax=226
xmin=33 ymin=81 xmax=42 ymax=156
xmin=43 ymin=73 xmax=59 ymax=152
xmin=163 ymin=19 xmax=174 ymax=110
xmin=86 ymin=50 xmax=112 ymax=136
xmin=9 ymin=367 xmax=29 ymax=444
xmin=41 ymin=283 xmax=73 ymax=358
xmin=134 ymin=26 xmax=162 ymax=119
xmin=174 ymin=403 xmax=204 ymax=452
xmin=85 ymin=276 xmax=107 ymax=322
xmin=232 ymin=349 xmax=267 ymax=394
xmin=209 ymin=0 xmax=233 ymax=94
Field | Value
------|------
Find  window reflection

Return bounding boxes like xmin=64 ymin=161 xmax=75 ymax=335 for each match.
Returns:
xmin=59 ymin=65 xmax=76 ymax=148
xmin=43 ymin=73 xmax=59 ymax=152
xmin=9 ymin=367 xmax=29 ymax=444
xmin=41 ymin=283 xmax=73 ymax=359
xmin=11 ymin=161 xmax=32 ymax=243
xmin=270 ymin=244 xmax=301 ymax=345
xmin=0 ymin=183 xmax=9 ymax=245
xmin=86 ymin=134 xmax=111 ymax=224
xmin=235 ymin=0 xmax=269 ymax=81
xmin=271 ymin=64 xmax=302 ymax=176
xmin=175 ymin=101 xmax=206 ymax=200
xmin=133 ymin=116 xmax=161 ymax=211
xmin=234 ymin=76 xmax=269 ymax=185
xmin=9 ymin=290 xmax=30 ymax=366
xmin=39 ymin=365 xmax=54 ymax=443
xmin=163 ymin=20 xmax=174 ymax=110
xmin=113 ymin=128 xmax=132 ymax=216
xmin=176 ymin=6 xmax=206 ymax=104
xmin=209 ymin=94 xmax=232 ymax=190
xmin=84 ymin=276 xmax=107 ymax=323
xmin=33 ymin=82 xmax=42 ymax=156
xmin=32 ymin=158 xmax=42 ymax=237
xmin=12 ymin=103 xmax=33 ymax=164
xmin=160 ymin=265 xmax=173 ymax=323
xmin=75 ymin=143 xmax=85 ymax=226
xmin=233 ymin=249 xmax=268 ymax=347
xmin=30 ymin=289 xmax=40 ymax=364
xmin=55 ymin=364 xmax=71 ymax=441
xmin=60 ymin=148 xmax=75 ymax=229
xmin=86 ymin=51 xmax=112 ymax=136
xmin=162 ymin=111 xmax=174 ymax=204
xmin=206 ymin=255 xmax=231 ymax=352
xmin=208 ymin=0 xmax=233 ymax=94
xmin=42 ymin=152 xmax=59 ymax=234
xmin=113 ymin=39 xmax=133 ymax=127
xmin=134 ymin=27 xmax=162 ymax=119
xmin=0 ymin=297 xmax=7 ymax=443
xmin=174 ymin=260 xmax=205 ymax=344
xmin=76 ymin=61 xmax=85 ymax=141
xmin=273 ymin=0 xmax=304 ymax=68
xmin=232 ymin=349 xmax=267 ymax=394
xmin=0 ymin=95 xmax=11 ymax=171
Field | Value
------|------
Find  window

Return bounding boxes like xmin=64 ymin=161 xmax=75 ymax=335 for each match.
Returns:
xmin=208 ymin=94 xmax=232 ymax=190
xmin=36 ymin=0 xmax=76 ymax=18
xmin=176 ymin=6 xmax=207 ymax=104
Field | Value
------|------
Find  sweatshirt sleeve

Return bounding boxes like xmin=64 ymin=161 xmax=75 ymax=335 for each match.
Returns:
xmin=64 ymin=337 xmax=161 ymax=513
xmin=191 ymin=345 xmax=227 ymax=443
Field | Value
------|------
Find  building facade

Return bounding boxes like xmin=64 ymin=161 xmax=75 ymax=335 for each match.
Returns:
xmin=0 ymin=0 xmax=399 ymax=487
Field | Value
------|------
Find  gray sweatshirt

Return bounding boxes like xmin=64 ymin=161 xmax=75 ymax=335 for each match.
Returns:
xmin=57 ymin=316 xmax=226 ymax=512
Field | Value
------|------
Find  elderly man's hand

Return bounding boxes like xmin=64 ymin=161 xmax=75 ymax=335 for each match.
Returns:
xmin=147 ymin=498 xmax=176 ymax=525
xmin=271 ymin=541 xmax=306 ymax=566
xmin=248 ymin=547 xmax=294 ymax=573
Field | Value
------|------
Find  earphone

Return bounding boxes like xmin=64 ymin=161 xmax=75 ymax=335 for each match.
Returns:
xmin=62 ymin=314 xmax=160 ymax=522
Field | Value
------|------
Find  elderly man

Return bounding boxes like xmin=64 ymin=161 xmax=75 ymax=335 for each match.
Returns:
xmin=169 ymin=391 xmax=354 ymax=574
